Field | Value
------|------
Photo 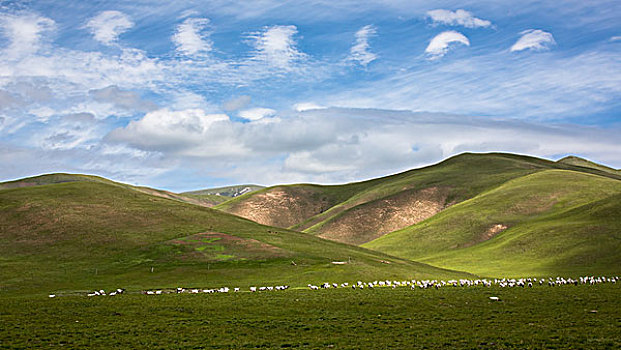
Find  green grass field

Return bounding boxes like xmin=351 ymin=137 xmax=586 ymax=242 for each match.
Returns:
xmin=1 ymin=152 xmax=620 ymax=349
xmin=2 ymin=284 xmax=619 ymax=349
xmin=0 ymin=178 xmax=467 ymax=296
xmin=364 ymin=170 xmax=621 ymax=277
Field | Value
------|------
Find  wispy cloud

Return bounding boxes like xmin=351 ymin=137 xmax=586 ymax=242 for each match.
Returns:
xmin=426 ymin=9 xmax=492 ymax=28
xmin=172 ymin=17 xmax=213 ymax=56
xmin=85 ymin=11 xmax=134 ymax=46
xmin=0 ymin=12 xmax=55 ymax=59
xmin=510 ymin=29 xmax=556 ymax=52
xmin=324 ymin=49 xmax=621 ymax=120
xmin=348 ymin=25 xmax=377 ymax=66
xmin=247 ymin=25 xmax=307 ymax=70
xmin=425 ymin=30 xmax=470 ymax=59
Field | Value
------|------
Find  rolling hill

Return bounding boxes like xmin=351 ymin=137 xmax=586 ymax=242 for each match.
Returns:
xmin=216 ymin=153 xmax=621 ymax=246
xmin=0 ymin=176 xmax=468 ymax=296
xmin=364 ymin=169 xmax=621 ymax=277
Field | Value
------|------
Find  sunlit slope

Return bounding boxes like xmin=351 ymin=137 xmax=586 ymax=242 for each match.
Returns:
xmin=0 ymin=173 xmax=219 ymax=207
xmin=0 ymin=179 xmax=468 ymax=295
xmin=364 ymin=170 xmax=621 ymax=277
xmin=218 ymin=153 xmax=619 ymax=246
xmin=557 ymin=155 xmax=621 ymax=176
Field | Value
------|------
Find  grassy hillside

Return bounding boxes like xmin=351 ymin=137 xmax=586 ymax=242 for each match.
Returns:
xmin=0 ymin=177 xmax=468 ymax=296
xmin=0 ymin=173 xmax=223 ymax=207
xmin=364 ymin=170 xmax=621 ymax=277
xmin=218 ymin=153 xmax=620 ymax=245
xmin=557 ymin=155 xmax=620 ymax=175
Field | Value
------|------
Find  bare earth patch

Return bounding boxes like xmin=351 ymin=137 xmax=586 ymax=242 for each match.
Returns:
xmin=317 ymin=187 xmax=451 ymax=245
xmin=224 ymin=187 xmax=335 ymax=228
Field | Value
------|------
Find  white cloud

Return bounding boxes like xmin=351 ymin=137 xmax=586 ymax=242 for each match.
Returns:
xmin=238 ymin=107 xmax=276 ymax=121
xmin=107 ymin=109 xmax=236 ymax=155
xmin=0 ymin=13 xmax=55 ymax=59
xmin=102 ymin=107 xmax=621 ymax=186
xmin=293 ymin=102 xmax=325 ymax=112
xmin=247 ymin=25 xmax=307 ymax=70
xmin=610 ymin=36 xmax=621 ymax=42
xmin=426 ymin=9 xmax=492 ymax=28
xmin=85 ymin=11 xmax=134 ymax=45
xmin=172 ymin=17 xmax=213 ymax=56
xmin=510 ymin=29 xmax=556 ymax=52
xmin=348 ymin=25 xmax=377 ymax=66
xmin=425 ymin=31 xmax=470 ymax=59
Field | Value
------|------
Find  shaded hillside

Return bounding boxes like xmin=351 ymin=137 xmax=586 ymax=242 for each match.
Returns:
xmin=0 ymin=177 xmax=468 ymax=295
xmin=218 ymin=153 xmax=620 ymax=245
xmin=364 ymin=170 xmax=621 ymax=277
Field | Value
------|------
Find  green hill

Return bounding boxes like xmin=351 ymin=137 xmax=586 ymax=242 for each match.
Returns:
xmin=364 ymin=170 xmax=621 ymax=277
xmin=217 ymin=153 xmax=621 ymax=245
xmin=557 ymin=155 xmax=620 ymax=175
xmin=0 ymin=176 xmax=468 ymax=296
xmin=0 ymin=173 xmax=223 ymax=207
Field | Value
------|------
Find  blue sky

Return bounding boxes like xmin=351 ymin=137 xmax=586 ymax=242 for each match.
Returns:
xmin=0 ymin=0 xmax=619 ymax=191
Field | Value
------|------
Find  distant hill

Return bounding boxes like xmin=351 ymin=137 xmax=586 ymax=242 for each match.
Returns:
xmin=216 ymin=153 xmax=621 ymax=246
xmin=364 ymin=169 xmax=621 ymax=277
xmin=0 ymin=176 xmax=466 ymax=295
xmin=557 ymin=155 xmax=620 ymax=175
xmin=182 ymin=185 xmax=265 ymax=207
xmin=184 ymin=185 xmax=265 ymax=198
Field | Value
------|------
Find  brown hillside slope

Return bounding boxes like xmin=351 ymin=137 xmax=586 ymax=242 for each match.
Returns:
xmin=218 ymin=185 xmax=340 ymax=228
xmin=316 ymin=187 xmax=451 ymax=245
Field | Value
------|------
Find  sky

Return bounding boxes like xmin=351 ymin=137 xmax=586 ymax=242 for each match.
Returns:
xmin=0 ymin=0 xmax=619 ymax=191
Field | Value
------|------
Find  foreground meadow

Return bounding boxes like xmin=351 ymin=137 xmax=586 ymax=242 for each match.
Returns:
xmin=2 ymin=284 xmax=619 ymax=349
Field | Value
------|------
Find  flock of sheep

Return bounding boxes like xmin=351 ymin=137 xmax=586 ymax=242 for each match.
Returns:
xmin=50 ymin=275 xmax=618 ymax=298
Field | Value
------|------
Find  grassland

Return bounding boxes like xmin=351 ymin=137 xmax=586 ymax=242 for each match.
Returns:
xmin=0 ymin=178 xmax=467 ymax=296
xmin=364 ymin=170 xmax=621 ymax=277
xmin=1 ymin=153 xmax=620 ymax=349
xmin=2 ymin=285 xmax=619 ymax=349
